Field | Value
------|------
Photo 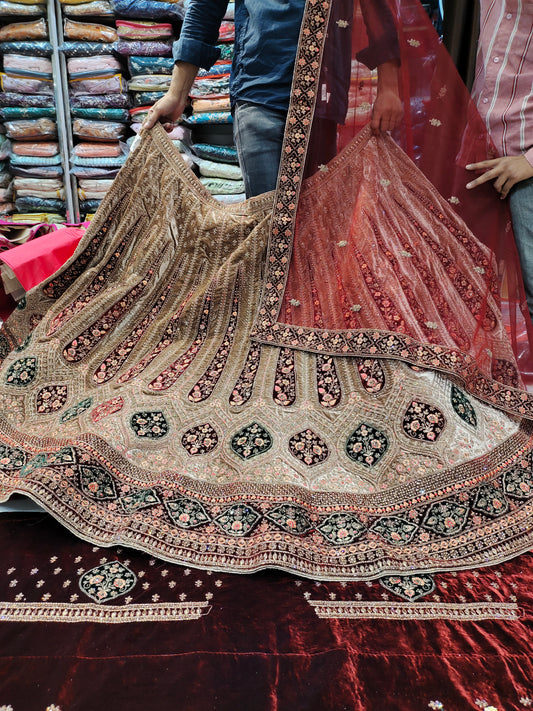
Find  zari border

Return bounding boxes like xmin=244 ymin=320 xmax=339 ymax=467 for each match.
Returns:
xmin=0 ymin=601 xmax=211 ymax=624
xmin=307 ymin=600 xmax=521 ymax=621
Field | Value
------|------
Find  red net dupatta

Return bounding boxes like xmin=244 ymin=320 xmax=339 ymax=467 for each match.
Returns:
xmin=251 ymin=0 xmax=533 ymax=419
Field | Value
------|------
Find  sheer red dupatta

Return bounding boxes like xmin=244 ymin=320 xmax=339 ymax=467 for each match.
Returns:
xmin=251 ymin=0 xmax=533 ymax=417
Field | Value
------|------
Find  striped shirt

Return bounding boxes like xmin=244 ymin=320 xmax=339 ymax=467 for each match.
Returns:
xmin=472 ymin=0 xmax=533 ymax=166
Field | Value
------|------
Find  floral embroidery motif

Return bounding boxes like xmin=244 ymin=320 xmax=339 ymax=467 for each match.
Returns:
xmin=165 ymin=498 xmax=211 ymax=528
xmin=229 ymin=343 xmax=262 ymax=406
xmin=0 ymin=444 xmax=27 ymax=470
xmin=450 ymin=385 xmax=477 ymax=427
xmin=503 ymin=466 xmax=533 ymax=499
xmin=422 ymin=501 xmax=469 ymax=536
xmin=91 ymin=396 xmax=124 ymax=423
xmin=380 ymin=574 xmax=435 ymax=601
xmin=148 ymin=289 xmax=212 ymax=391
xmin=181 ymin=423 xmax=219 ymax=456
xmin=79 ymin=561 xmax=136 ymax=602
xmin=402 ymin=400 xmax=445 ymax=442
xmin=288 ymin=428 xmax=329 ymax=466
xmin=36 ymin=385 xmax=68 ymax=414
xmin=317 ymin=513 xmax=366 ymax=545
xmin=473 ymin=484 xmax=509 ymax=517
xmin=491 ymin=358 xmax=519 ymax=387
xmin=354 ymin=249 xmax=406 ymax=331
xmin=346 ymin=424 xmax=388 ymax=467
xmin=130 ymin=411 xmax=169 ymax=439
xmin=316 ymin=354 xmax=341 ymax=407
xmin=188 ymin=278 xmax=240 ymax=403
xmin=213 ymin=504 xmax=261 ymax=536
xmin=5 ymin=357 xmax=37 ymax=387
xmin=60 ymin=398 xmax=93 ymax=423
xmin=356 ymin=358 xmax=386 ymax=394
xmin=0 ymin=334 xmax=10 ymax=362
xmin=120 ymin=488 xmax=161 ymax=513
xmin=273 ymin=348 xmax=296 ymax=406
xmin=370 ymin=517 xmax=419 ymax=545
xmin=265 ymin=504 xmax=313 ymax=534
xmin=230 ymin=422 xmax=273 ymax=460
xmin=79 ymin=464 xmax=118 ymax=501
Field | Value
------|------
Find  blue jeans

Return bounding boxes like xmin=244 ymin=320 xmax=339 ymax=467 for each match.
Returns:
xmin=509 ymin=177 xmax=533 ymax=320
xmin=233 ymin=100 xmax=287 ymax=198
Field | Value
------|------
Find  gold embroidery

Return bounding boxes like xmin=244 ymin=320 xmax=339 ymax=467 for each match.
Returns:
xmin=0 ymin=601 xmax=211 ymax=623
xmin=307 ymin=600 xmax=520 ymax=620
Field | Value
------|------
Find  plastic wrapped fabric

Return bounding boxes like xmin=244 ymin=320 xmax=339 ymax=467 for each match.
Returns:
xmin=71 ymin=153 xmax=126 ymax=167
xmin=111 ymin=0 xmax=185 ymax=20
xmin=216 ymin=43 xmax=233 ymax=61
xmin=191 ymin=143 xmax=238 ymax=165
xmin=217 ymin=21 xmax=235 ymax=43
xmin=70 ymin=165 xmax=119 ymax=178
xmin=79 ymin=198 xmax=102 ymax=212
xmin=4 ymin=119 xmax=57 ymax=140
xmin=127 ymin=56 xmax=173 ymax=76
xmin=192 ymin=98 xmax=231 ymax=113
xmin=199 ymin=176 xmax=244 ymax=194
xmin=116 ymin=39 xmax=173 ymax=56
xmin=72 ymin=119 xmax=126 ymax=141
xmin=9 ymin=165 xmax=63 ymax=178
xmin=131 ymin=91 xmax=165 ymax=106
xmin=59 ymin=41 xmax=118 ymax=56
xmin=190 ymin=74 xmax=230 ymax=99
xmin=0 ymin=41 xmax=52 ymax=56
xmin=9 ymin=212 xmax=65 ymax=223
xmin=63 ymin=19 xmax=117 ymax=43
xmin=61 ymin=1 xmax=114 ymax=15
xmin=0 ymin=137 xmax=12 ymax=161
xmin=0 ymin=75 xmax=53 ymax=95
xmin=71 ymin=107 xmax=130 ymax=122
xmin=195 ymin=157 xmax=242 ymax=180
xmin=10 ymin=154 xmax=62 ymax=166
xmin=0 ymin=19 xmax=48 ymax=41
xmin=15 ymin=187 xmax=65 ymax=200
xmin=0 ymin=2 xmax=46 ymax=16
xmin=2 ymin=54 xmax=53 ymax=80
xmin=68 ymin=74 xmax=123 ymax=95
xmin=73 ymin=141 xmax=122 ymax=158
xmin=13 ymin=177 xmax=63 ymax=191
xmin=0 ymin=107 xmax=55 ymax=120
xmin=0 ymin=93 xmax=54 ymax=108
xmin=197 ymin=63 xmax=232 ymax=78
xmin=213 ymin=192 xmax=245 ymax=204
xmin=14 ymin=196 xmax=65 ymax=212
xmin=12 ymin=141 xmax=59 ymax=157
xmin=70 ymin=93 xmax=129 ymax=109
xmin=77 ymin=178 xmax=113 ymax=191
xmin=116 ymin=20 xmax=173 ymax=41
xmin=78 ymin=188 xmax=109 ymax=200
xmin=183 ymin=112 xmax=232 ymax=125
xmin=127 ymin=74 xmax=171 ymax=92
xmin=67 ymin=55 xmax=121 ymax=76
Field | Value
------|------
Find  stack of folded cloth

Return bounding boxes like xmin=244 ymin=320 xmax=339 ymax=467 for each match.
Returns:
xmin=0 ymin=14 xmax=67 ymax=223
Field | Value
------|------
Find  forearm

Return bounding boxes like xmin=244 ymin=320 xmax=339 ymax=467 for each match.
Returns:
xmin=377 ymin=59 xmax=400 ymax=94
xmin=168 ymin=61 xmax=199 ymax=103
xmin=358 ymin=0 xmax=400 ymax=69
xmin=173 ymin=0 xmax=229 ymax=70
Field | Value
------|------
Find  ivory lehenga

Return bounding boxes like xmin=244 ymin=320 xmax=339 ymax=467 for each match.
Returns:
xmin=0 ymin=124 xmax=531 ymax=580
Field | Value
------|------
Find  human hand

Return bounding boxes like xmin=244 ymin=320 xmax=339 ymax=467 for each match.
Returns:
xmin=142 ymin=92 xmax=187 ymax=132
xmin=466 ymin=155 xmax=533 ymax=199
xmin=371 ymin=88 xmax=404 ymax=134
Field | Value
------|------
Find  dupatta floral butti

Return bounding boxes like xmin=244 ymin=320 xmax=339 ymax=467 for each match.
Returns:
xmin=0 ymin=0 xmax=532 ymax=580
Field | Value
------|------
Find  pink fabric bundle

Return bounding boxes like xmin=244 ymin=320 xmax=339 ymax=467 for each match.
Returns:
xmin=12 ymin=141 xmax=59 ymax=156
xmin=73 ymin=141 xmax=121 ymax=157
xmin=67 ymin=55 xmax=121 ymax=74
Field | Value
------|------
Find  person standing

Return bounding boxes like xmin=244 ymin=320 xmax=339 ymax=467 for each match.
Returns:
xmin=466 ymin=0 xmax=533 ymax=317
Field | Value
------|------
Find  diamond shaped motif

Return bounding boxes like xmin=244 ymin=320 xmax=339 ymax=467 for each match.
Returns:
xmin=79 ymin=561 xmax=136 ymax=603
xmin=265 ymin=504 xmax=313 ymax=534
xmin=450 ymin=385 xmax=477 ymax=427
xmin=120 ymin=488 xmax=161 ymax=513
xmin=402 ymin=400 xmax=445 ymax=442
xmin=380 ymin=574 xmax=435 ymax=601
xmin=370 ymin=516 xmax=418 ymax=545
xmin=230 ymin=422 xmax=272 ymax=460
xmin=422 ymin=501 xmax=469 ymax=536
xmin=317 ymin=513 xmax=366 ymax=545
xmin=346 ymin=423 xmax=388 ymax=467
xmin=164 ymin=497 xmax=211 ymax=528
xmin=181 ymin=423 xmax=219 ymax=456
xmin=79 ymin=464 xmax=117 ymax=501
xmin=503 ymin=467 xmax=533 ymax=499
xmin=472 ymin=484 xmax=509 ymax=517
xmin=214 ymin=504 xmax=261 ymax=536
xmin=288 ymin=429 xmax=329 ymax=467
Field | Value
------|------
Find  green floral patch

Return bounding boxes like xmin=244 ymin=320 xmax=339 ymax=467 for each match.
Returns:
xmin=130 ymin=411 xmax=169 ymax=439
xmin=165 ymin=497 xmax=211 ymax=528
xmin=79 ymin=464 xmax=117 ymax=501
xmin=214 ymin=504 xmax=261 ymax=536
xmin=370 ymin=516 xmax=419 ymax=545
xmin=120 ymin=488 xmax=161 ymax=513
xmin=61 ymin=398 xmax=93 ymax=423
xmin=265 ymin=504 xmax=313 ymax=534
xmin=450 ymin=385 xmax=477 ymax=427
xmin=0 ymin=443 xmax=27 ymax=470
xmin=317 ymin=513 xmax=366 ymax=545
xmin=422 ymin=501 xmax=469 ymax=536
xmin=346 ymin=423 xmax=388 ymax=467
xmin=230 ymin=422 xmax=272 ymax=460
xmin=79 ymin=561 xmax=136 ymax=603
xmin=5 ymin=357 xmax=37 ymax=387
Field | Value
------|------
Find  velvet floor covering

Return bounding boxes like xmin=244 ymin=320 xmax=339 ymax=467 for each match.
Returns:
xmin=0 ymin=512 xmax=531 ymax=711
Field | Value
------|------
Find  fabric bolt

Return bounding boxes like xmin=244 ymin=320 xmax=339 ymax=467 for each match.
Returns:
xmin=0 ymin=107 xmax=56 ymax=120
xmin=131 ymin=91 xmax=165 ymax=106
xmin=9 ymin=166 xmax=64 ymax=179
xmin=72 ymin=120 xmax=126 ymax=141
xmin=0 ymin=174 xmax=11 ymax=189
xmin=472 ymin=0 xmax=533 ymax=165
xmin=0 ymin=18 xmax=48 ymax=41
xmin=73 ymin=142 xmax=122 ymax=158
xmin=196 ymin=157 xmax=242 ymax=180
xmin=61 ymin=0 xmax=114 ymax=15
xmin=3 ymin=54 xmax=53 ymax=77
xmin=0 ymin=92 xmax=55 ymax=108
xmin=128 ymin=75 xmax=172 ymax=92
xmin=15 ymin=187 xmax=65 ymax=199
xmin=68 ymin=75 xmax=123 ymax=96
xmin=116 ymin=39 xmax=174 ymax=56
xmin=63 ymin=19 xmax=118 ymax=43
xmin=183 ymin=111 xmax=233 ymax=125
xmin=79 ymin=198 xmax=103 ymax=212
xmin=13 ymin=178 xmax=63 ymax=191
xmin=14 ymin=196 xmax=65 ymax=212
xmin=212 ymin=191 xmax=246 ymax=203
xmin=116 ymin=20 xmax=174 ymax=41
xmin=67 ymin=55 xmax=121 ymax=75
xmin=192 ymin=98 xmax=232 ymax=113
xmin=78 ymin=178 xmax=114 ymax=192
xmin=11 ymin=141 xmax=59 ymax=157
xmin=71 ymin=107 xmax=130 ymax=122
xmin=127 ymin=56 xmax=174 ymax=75
xmin=0 ymin=137 xmax=12 ymax=161
xmin=0 ymin=2 xmax=46 ymax=15
xmin=9 ymin=154 xmax=62 ymax=166
xmin=111 ymin=0 xmax=185 ymax=20
xmin=191 ymin=143 xmax=239 ymax=164
xmin=4 ymin=119 xmax=57 ymax=140
xmin=0 ymin=41 xmax=52 ymax=56
xmin=190 ymin=74 xmax=230 ymax=99
xmin=70 ymin=154 xmax=127 ymax=167
xmin=0 ymin=75 xmax=53 ymax=95
xmin=70 ymin=166 xmax=120 ymax=178
xmin=70 ymin=93 xmax=130 ymax=109
xmin=59 ymin=41 xmax=119 ymax=57
xmin=199 ymin=175 xmax=245 ymax=193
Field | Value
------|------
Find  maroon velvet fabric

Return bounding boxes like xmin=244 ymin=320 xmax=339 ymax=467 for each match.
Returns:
xmin=1 ymin=513 xmax=531 ymax=711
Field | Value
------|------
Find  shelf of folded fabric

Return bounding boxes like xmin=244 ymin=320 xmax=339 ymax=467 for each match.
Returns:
xmin=0 ymin=5 xmax=67 ymax=223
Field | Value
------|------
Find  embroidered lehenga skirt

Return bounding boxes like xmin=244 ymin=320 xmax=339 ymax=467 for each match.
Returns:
xmin=0 ymin=125 xmax=531 ymax=580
